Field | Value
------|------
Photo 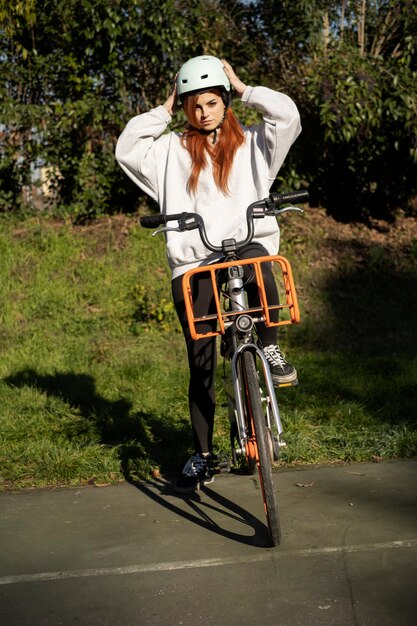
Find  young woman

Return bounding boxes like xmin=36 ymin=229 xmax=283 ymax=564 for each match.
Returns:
xmin=116 ymin=56 xmax=301 ymax=492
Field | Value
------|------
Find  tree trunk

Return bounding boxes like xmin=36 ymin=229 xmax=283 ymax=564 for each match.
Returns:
xmin=358 ymin=0 xmax=366 ymax=56
xmin=323 ymin=9 xmax=330 ymax=56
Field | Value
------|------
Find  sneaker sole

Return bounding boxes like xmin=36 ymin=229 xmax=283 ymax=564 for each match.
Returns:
xmin=271 ymin=370 xmax=298 ymax=385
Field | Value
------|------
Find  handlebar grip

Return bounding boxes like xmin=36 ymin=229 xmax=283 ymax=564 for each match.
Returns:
xmin=270 ymin=190 xmax=309 ymax=206
xmin=140 ymin=214 xmax=168 ymax=228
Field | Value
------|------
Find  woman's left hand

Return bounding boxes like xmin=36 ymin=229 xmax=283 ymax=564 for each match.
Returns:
xmin=221 ymin=59 xmax=247 ymax=97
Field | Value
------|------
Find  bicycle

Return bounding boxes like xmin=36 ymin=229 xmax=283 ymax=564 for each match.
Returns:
xmin=140 ymin=189 xmax=308 ymax=546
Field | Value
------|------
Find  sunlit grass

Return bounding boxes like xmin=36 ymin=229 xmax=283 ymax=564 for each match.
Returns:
xmin=1 ymin=212 xmax=416 ymax=491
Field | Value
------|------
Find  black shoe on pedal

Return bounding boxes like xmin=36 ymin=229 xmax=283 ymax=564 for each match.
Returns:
xmin=174 ymin=453 xmax=216 ymax=494
xmin=263 ymin=344 xmax=298 ymax=385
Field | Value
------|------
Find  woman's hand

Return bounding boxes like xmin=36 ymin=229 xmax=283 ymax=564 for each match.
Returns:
xmin=163 ymin=77 xmax=179 ymax=116
xmin=221 ymin=59 xmax=247 ymax=97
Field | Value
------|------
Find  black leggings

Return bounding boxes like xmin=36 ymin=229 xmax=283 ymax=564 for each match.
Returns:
xmin=171 ymin=243 xmax=279 ymax=454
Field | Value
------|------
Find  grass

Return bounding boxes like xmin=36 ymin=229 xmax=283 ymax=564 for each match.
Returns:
xmin=0 ymin=209 xmax=416 ymax=491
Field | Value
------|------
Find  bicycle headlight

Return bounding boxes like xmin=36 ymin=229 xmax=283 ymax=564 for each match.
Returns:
xmin=236 ymin=314 xmax=253 ymax=332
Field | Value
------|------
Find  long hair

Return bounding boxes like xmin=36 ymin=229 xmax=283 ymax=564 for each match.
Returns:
xmin=180 ymin=89 xmax=245 ymax=196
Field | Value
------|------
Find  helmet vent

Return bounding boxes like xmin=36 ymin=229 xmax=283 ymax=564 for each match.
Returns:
xmin=201 ymin=74 xmax=208 ymax=79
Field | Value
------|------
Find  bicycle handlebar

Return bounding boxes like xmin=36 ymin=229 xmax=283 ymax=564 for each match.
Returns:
xmin=268 ymin=190 xmax=309 ymax=206
xmin=140 ymin=189 xmax=309 ymax=253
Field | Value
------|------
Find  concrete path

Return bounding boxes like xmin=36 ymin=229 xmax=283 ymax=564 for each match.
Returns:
xmin=1 ymin=460 xmax=416 ymax=625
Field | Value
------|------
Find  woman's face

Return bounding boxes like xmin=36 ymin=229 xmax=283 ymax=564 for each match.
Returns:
xmin=191 ymin=91 xmax=226 ymax=131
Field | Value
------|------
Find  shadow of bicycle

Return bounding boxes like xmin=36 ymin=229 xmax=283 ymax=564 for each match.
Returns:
xmin=129 ymin=474 xmax=272 ymax=548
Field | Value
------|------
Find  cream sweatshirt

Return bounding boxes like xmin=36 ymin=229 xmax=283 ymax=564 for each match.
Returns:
xmin=115 ymin=85 xmax=301 ymax=279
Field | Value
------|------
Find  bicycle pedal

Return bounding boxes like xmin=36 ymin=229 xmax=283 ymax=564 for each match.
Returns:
xmin=213 ymin=455 xmax=232 ymax=473
xmin=275 ymin=378 xmax=299 ymax=389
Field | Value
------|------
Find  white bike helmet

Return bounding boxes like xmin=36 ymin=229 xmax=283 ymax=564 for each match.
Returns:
xmin=177 ymin=55 xmax=231 ymax=105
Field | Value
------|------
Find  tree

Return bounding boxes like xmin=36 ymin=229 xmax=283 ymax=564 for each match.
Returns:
xmin=1 ymin=0 xmax=416 ymax=221
xmin=0 ymin=0 xmax=261 ymax=219
xmin=250 ymin=0 xmax=417 ymax=219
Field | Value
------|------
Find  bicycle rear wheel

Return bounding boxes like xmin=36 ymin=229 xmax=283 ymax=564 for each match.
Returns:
xmin=242 ymin=349 xmax=282 ymax=546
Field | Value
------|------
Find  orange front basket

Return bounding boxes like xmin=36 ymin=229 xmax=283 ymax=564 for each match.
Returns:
xmin=182 ymin=255 xmax=300 ymax=341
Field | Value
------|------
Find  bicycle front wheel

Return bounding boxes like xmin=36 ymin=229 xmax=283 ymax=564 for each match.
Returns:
xmin=242 ymin=349 xmax=282 ymax=546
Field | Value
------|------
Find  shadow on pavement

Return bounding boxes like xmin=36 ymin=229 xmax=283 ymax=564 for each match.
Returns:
xmin=128 ymin=475 xmax=272 ymax=549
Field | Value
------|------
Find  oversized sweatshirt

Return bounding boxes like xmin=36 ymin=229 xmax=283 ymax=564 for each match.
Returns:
xmin=115 ymin=85 xmax=301 ymax=279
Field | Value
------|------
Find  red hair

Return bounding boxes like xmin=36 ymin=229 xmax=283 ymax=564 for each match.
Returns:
xmin=180 ymin=90 xmax=245 ymax=196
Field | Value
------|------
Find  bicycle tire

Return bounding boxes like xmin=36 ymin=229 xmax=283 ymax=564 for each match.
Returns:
xmin=242 ymin=349 xmax=282 ymax=546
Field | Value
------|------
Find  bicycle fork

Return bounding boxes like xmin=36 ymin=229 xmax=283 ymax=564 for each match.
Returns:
xmin=222 ymin=264 xmax=285 ymax=460
xmin=229 ymin=344 xmax=284 ymax=455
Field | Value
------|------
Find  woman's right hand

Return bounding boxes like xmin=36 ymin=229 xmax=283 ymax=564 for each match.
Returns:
xmin=163 ymin=77 xmax=179 ymax=116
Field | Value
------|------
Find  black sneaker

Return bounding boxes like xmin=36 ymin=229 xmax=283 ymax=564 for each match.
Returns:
xmin=174 ymin=453 xmax=216 ymax=494
xmin=262 ymin=344 xmax=298 ymax=385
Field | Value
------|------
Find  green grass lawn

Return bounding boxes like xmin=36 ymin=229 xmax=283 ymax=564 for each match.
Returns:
xmin=1 ymin=209 xmax=416 ymax=490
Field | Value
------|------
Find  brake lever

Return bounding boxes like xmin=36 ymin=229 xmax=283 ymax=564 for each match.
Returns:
xmin=280 ymin=206 xmax=304 ymax=213
xmin=267 ymin=206 xmax=304 ymax=217
xmin=151 ymin=226 xmax=181 ymax=237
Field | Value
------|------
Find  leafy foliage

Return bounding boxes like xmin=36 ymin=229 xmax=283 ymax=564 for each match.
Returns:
xmin=252 ymin=0 xmax=417 ymax=219
xmin=298 ymin=9 xmax=417 ymax=219
xmin=1 ymin=0 xmax=416 ymax=221
xmin=1 ymin=209 xmax=416 ymax=488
